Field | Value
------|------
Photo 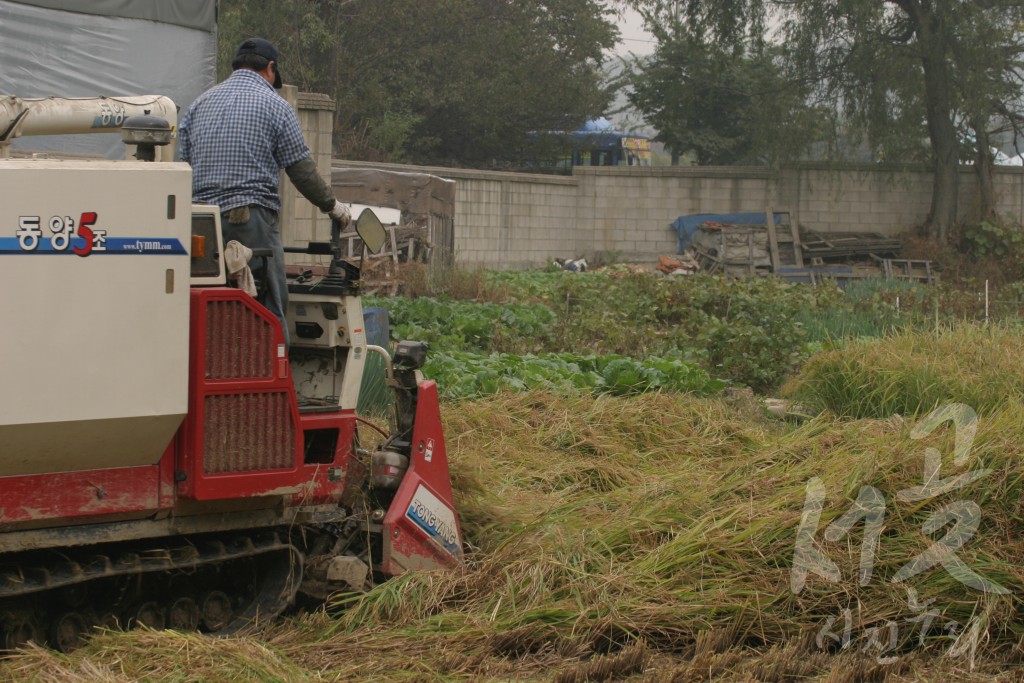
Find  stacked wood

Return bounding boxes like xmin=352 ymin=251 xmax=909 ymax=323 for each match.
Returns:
xmin=678 ymin=207 xmax=935 ymax=285
xmin=338 ymin=220 xmax=431 ymax=264
xmin=690 ymin=222 xmax=774 ymax=276
xmin=801 ymin=231 xmax=902 ymax=260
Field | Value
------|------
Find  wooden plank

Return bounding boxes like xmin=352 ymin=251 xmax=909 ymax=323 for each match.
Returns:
xmin=388 ymin=226 xmax=399 ymax=264
xmin=765 ymin=206 xmax=781 ymax=272
xmin=787 ymin=206 xmax=804 ymax=267
xmin=788 ymin=201 xmax=801 ymax=258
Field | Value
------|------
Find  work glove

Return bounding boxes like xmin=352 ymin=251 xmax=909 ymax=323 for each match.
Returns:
xmin=327 ymin=200 xmax=351 ymax=229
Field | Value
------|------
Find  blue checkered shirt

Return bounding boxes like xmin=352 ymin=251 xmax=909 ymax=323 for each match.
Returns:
xmin=179 ymin=69 xmax=310 ymax=213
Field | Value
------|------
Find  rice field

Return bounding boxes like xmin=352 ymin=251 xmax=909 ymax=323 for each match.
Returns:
xmin=6 ymin=325 xmax=1024 ymax=681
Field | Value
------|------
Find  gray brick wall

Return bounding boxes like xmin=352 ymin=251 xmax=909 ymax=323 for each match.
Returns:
xmin=326 ymin=160 xmax=1023 ymax=267
xmin=274 ymin=94 xmax=1024 ymax=268
xmin=278 ymin=88 xmax=335 ymax=267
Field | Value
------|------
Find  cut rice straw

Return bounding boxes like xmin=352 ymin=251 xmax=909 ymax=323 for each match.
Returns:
xmin=4 ymin=327 xmax=1024 ymax=681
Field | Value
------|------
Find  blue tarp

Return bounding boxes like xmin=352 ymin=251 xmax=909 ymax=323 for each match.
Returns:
xmin=671 ymin=212 xmax=782 ymax=254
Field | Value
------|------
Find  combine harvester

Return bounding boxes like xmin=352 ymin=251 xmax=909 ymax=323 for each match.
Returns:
xmin=0 ymin=95 xmax=462 ymax=651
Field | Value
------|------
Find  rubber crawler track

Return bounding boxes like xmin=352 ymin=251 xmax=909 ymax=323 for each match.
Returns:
xmin=0 ymin=530 xmax=304 ymax=650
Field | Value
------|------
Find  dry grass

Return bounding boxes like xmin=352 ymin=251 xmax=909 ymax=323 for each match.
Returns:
xmin=1 ymin=629 xmax=309 ymax=682
xmin=5 ymin=328 xmax=1024 ymax=681
xmin=392 ymin=261 xmax=505 ymax=302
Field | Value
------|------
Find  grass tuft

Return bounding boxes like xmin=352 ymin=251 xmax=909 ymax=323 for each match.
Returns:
xmin=784 ymin=325 xmax=1024 ymax=417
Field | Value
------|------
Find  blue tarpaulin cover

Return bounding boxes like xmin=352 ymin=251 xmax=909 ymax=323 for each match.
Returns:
xmin=671 ymin=212 xmax=782 ymax=254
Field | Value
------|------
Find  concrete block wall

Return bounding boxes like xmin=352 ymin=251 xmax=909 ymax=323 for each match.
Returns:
xmin=360 ymin=165 xmax=579 ymax=269
xmin=574 ymin=167 xmax=776 ymax=261
xmin=278 ymin=88 xmax=335 ymax=267
xmin=326 ymin=161 xmax=1024 ymax=268
xmin=293 ymin=92 xmax=335 ymax=245
xmin=282 ymin=90 xmax=1024 ymax=268
xmin=508 ymin=178 xmax=579 ymax=267
xmin=786 ymin=166 xmax=936 ymax=233
xmin=779 ymin=165 xmax=1024 ymax=235
xmin=966 ymin=168 xmax=1024 ymax=224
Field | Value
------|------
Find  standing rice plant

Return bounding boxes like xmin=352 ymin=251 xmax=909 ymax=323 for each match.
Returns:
xmin=783 ymin=325 xmax=1024 ymax=418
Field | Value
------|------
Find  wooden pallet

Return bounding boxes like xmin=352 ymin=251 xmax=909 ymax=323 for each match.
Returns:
xmin=875 ymin=257 xmax=937 ymax=284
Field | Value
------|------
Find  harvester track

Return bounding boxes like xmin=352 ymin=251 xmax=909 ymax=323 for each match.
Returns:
xmin=0 ymin=530 xmax=303 ymax=652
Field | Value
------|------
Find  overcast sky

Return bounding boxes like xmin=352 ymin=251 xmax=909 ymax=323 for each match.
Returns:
xmin=614 ymin=7 xmax=656 ymax=57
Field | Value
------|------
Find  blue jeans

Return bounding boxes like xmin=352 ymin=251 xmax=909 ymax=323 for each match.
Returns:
xmin=221 ymin=205 xmax=290 ymax=348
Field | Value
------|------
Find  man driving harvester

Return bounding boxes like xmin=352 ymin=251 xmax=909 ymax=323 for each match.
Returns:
xmin=178 ymin=37 xmax=351 ymax=347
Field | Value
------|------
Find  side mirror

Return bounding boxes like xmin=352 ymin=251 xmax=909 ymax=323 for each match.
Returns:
xmin=355 ymin=208 xmax=387 ymax=254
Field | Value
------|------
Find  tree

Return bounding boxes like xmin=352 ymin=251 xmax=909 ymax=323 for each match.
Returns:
xmin=955 ymin=12 xmax=1024 ymax=222
xmin=627 ymin=0 xmax=1024 ymax=242
xmin=627 ymin=30 xmax=829 ymax=165
xmin=217 ymin=0 xmax=619 ymax=168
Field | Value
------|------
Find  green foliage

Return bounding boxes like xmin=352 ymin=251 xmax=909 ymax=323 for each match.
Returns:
xmin=695 ymin=315 xmax=805 ymax=391
xmin=217 ymin=0 xmax=341 ymax=87
xmin=627 ymin=0 xmax=1024 ymax=240
xmin=424 ymin=351 xmax=725 ymax=400
xmin=794 ymin=278 xmax=933 ymax=341
xmin=218 ymin=0 xmax=619 ymax=166
xmin=961 ymin=221 xmax=1024 ymax=259
xmin=374 ymin=271 xmax=866 ymax=391
xmin=376 ymin=271 xmax=1024 ymax=394
xmin=485 ymin=270 xmax=576 ymax=306
xmin=364 ymin=296 xmax=558 ymax=354
xmin=365 ymin=111 xmax=422 ymax=163
xmin=544 ymin=272 xmax=822 ymax=390
xmin=628 ymin=36 xmax=828 ymax=165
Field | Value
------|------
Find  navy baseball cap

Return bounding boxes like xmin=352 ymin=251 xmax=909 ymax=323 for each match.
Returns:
xmin=235 ymin=37 xmax=283 ymax=89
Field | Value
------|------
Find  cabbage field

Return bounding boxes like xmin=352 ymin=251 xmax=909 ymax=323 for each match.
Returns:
xmin=369 ymin=268 xmax=981 ymax=394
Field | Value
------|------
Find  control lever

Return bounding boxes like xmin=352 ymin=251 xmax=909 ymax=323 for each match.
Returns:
xmin=283 ymin=241 xmax=333 ymax=255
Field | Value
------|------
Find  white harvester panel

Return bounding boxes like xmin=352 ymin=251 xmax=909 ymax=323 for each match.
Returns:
xmin=288 ymin=294 xmax=369 ymax=411
xmin=0 ymin=160 xmax=192 ymax=476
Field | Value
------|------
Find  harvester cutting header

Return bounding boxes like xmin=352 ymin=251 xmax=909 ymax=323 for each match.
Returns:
xmin=0 ymin=94 xmax=463 ymax=651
